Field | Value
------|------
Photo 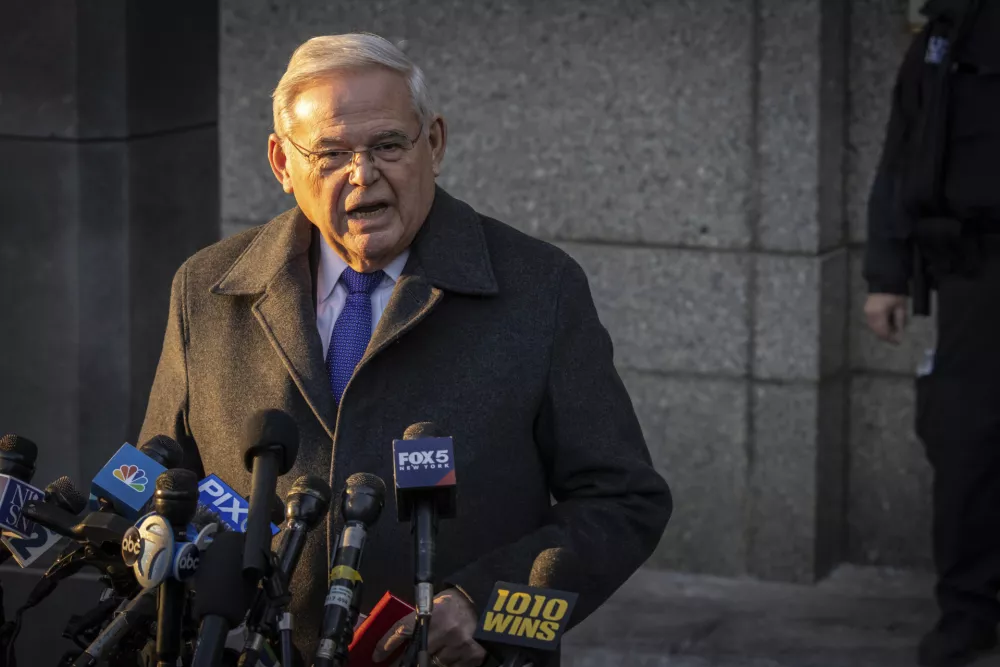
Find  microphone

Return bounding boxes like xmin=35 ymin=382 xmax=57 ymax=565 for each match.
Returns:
xmin=276 ymin=475 xmax=332 ymax=579
xmin=2 ymin=477 xmax=87 ymax=567
xmin=314 ymin=472 xmax=386 ymax=667
xmin=0 ymin=435 xmax=45 ymax=541
xmin=139 ymin=435 xmax=185 ymax=469
xmin=69 ymin=587 xmax=158 ymax=667
xmin=241 ymin=409 xmax=299 ymax=582
xmin=21 ymin=499 xmax=132 ymax=547
xmin=190 ymin=531 xmax=251 ymax=667
xmin=43 ymin=477 xmax=88 ymax=514
xmin=0 ymin=435 xmax=38 ymax=571
xmin=90 ymin=435 xmax=184 ymax=520
xmin=1 ymin=478 xmax=121 ymax=667
xmin=0 ymin=435 xmax=37 ymax=482
xmin=239 ymin=475 xmax=332 ymax=667
xmin=0 ymin=433 xmax=37 ymax=650
xmin=393 ymin=422 xmax=457 ymax=667
xmin=473 ymin=549 xmax=583 ymax=667
xmin=151 ymin=469 xmax=200 ymax=667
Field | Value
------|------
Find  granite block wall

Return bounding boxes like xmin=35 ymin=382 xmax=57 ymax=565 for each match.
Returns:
xmin=220 ymin=0 xmax=934 ymax=581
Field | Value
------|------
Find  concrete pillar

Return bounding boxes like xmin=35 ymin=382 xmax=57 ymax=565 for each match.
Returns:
xmin=0 ymin=2 xmax=218 ymax=662
xmin=746 ymin=0 xmax=850 ymax=582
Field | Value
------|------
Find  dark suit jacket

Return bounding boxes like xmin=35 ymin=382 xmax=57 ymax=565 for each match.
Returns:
xmin=139 ymin=187 xmax=672 ymax=662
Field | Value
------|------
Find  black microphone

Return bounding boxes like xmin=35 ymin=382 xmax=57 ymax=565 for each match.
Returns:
xmin=239 ymin=475 xmax=332 ymax=667
xmin=6 ymin=477 xmax=92 ymax=607
xmin=0 ymin=434 xmax=39 ymax=565
xmin=0 ymin=477 xmax=88 ymax=666
xmin=139 ymin=434 xmax=185 ymax=469
xmin=0 ymin=434 xmax=37 ymax=482
xmin=70 ymin=587 xmax=157 ymax=667
xmin=277 ymin=475 xmax=332 ymax=579
xmin=44 ymin=477 xmax=88 ymax=515
xmin=0 ymin=433 xmax=36 ymax=650
xmin=190 ymin=531 xmax=251 ymax=667
xmin=0 ymin=475 xmax=86 ymax=567
xmin=393 ymin=421 xmax=458 ymax=667
xmin=241 ymin=409 xmax=299 ymax=582
xmin=314 ymin=472 xmax=386 ymax=667
xmin=272 ymin=493 xmax=287 ymax=526
xmin=478 ymin=548 xmax=583 ymax=667
xmin=152 ymin=469 xmax=200 ymax=667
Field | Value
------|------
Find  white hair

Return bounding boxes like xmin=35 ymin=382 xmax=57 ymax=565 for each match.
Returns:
xmin=271 ymin=33 xmax=434 ymax=137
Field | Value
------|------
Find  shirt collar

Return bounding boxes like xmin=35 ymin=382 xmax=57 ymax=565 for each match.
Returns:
xmin=316 ymin=237 xmax=410 ymax=306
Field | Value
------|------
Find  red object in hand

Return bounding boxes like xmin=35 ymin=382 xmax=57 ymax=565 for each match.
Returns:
xmin=348 ymin=591 xmax=415 ymax=666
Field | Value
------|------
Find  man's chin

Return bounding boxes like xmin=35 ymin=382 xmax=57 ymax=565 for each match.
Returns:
xmin=348 ymin=236 xmax=403 ymax=269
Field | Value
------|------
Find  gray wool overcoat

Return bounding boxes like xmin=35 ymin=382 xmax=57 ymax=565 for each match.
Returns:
xmin=139 ymin=186 xmax=672 ymax=663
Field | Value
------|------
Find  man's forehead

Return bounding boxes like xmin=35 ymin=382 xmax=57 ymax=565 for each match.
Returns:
xmin=290 ymin=69 xmax=414 ymax=136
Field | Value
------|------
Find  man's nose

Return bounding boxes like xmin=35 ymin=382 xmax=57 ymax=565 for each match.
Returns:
xmin=348 ymin=151 xmax=380 ymax=186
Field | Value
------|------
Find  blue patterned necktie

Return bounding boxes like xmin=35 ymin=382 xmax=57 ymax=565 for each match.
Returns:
xmin=327 ymin=267 xmax=384 ymax=404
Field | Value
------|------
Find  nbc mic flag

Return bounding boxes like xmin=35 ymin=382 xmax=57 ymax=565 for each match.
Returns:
xmin=0 ymin=475 xmax=44 ymax=540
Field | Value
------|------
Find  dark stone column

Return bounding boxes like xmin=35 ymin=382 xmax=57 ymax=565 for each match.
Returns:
xmin=0 ymin=3 xmax=218 ymax=662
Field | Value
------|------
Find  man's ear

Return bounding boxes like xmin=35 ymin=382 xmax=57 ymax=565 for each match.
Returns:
xmin=428 ymin=115 xmax=448 ymax=177
xmin=267 ymin=134 xmax=295 ymax=194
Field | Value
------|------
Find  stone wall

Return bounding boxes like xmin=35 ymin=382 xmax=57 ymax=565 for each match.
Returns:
xmin=219 ymin=0 xmax=930 ymax=581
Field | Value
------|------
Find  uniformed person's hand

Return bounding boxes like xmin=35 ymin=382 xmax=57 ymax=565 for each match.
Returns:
xmin=374 ymin=588 xmax=487 ymax=667
xmin=864 ymin=293 xmax=909 ymax=344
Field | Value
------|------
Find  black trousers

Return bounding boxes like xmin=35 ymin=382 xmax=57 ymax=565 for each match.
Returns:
xmin=918 ymin=245 xmax=1000 ymax=626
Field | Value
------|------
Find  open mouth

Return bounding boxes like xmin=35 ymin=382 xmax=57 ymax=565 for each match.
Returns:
xmin=347 ymin=203 xmax=389 ymax=219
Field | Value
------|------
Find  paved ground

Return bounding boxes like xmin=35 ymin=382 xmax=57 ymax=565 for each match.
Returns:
xmin=561 ymin=566 xmax=1000 ymax=667
xmin=7 ymin=561 xmax=1000 ymax=666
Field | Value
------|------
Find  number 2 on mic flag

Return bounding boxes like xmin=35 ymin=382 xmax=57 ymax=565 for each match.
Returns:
xmin=473 ymin=582 xmax=579 ymax=650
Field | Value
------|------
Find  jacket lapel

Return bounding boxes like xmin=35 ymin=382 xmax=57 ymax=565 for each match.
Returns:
xmin=362 ymin=274 xmax=442 ymax=368
xmin=208 ymin=187 xmax=501 ymax=438
xmin=210 ymin=209 xmax=338 ymax=439
xmin=358 ymin=186 xmax=499 ymax=371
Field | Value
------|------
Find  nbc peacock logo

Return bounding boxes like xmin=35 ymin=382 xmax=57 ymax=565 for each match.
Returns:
xmin=112 ymin=464 xmax=148 ymax=492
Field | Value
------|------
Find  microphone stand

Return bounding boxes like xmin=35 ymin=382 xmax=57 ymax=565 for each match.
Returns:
xmin=70 ymin=588 xmax=156 ymax=667
xmin=400 ymin=496 xmax=437 ymax=667
xmin=151 ymin=471 xmax=200 ymax=667
xmin=237 ymin=552 xmax=287 ymax=667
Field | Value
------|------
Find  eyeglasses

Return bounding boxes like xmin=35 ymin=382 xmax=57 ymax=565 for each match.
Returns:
xmin=279 ymin=126 xmax=423 ymax=171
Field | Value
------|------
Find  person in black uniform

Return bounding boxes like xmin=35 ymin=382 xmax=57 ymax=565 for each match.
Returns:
xmin=864 ymin=2 xmax=1000 ymax=666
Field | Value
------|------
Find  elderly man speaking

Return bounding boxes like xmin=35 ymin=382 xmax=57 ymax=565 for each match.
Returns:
xmin=140 ymin=33 xmax=671 ymax=666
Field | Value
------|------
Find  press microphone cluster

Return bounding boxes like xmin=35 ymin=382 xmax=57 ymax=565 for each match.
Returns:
xmin=0 ymin=415 xmax=577 ymax=667
xmin=0 ymin=434 xmax=189 ymax=667
xmin=0 ymin=409 xmax=309 ymax=667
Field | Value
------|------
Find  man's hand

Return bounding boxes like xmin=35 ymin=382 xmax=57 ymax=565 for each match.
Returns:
xmin=373 ymin=588 xmax=487 ymax=667
xmin=864 ymin=293 xmax=909 ymax=344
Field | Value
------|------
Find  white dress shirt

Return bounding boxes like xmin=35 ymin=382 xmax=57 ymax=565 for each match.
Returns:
xmin=315 ymin=240 xmax=410 ymax=361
